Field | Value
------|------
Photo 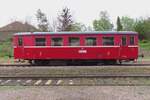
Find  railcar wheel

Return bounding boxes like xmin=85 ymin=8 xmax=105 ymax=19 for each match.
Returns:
xmin=34 ymin=60 xmax=42 ymax=65
xmin=111 ymin=60 xmax=117 ymax=65
xmin=29 ymin=60 xmax=34 ymax=65
xmin=33 ymin=60 xmax=49 ymax=66
xmin=117 ymin=60 xmax=122 ymax=65
xmin=119 ymin=60 xmax=122 ymax=65
xmin=103 ymin=60 xmax=117 ymax=65
xmin=49 ymin=60 xmax=67 ymax=66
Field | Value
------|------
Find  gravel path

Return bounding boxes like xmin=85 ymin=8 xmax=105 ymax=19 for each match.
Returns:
xmin=0 ymin=86 xmax=150 ymax=100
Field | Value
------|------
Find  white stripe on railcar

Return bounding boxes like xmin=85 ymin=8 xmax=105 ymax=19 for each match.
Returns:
xmin=128 ymin=45 xmax=138 ymax=47
xmin=22 ymin=46 xmax=120 ymax=48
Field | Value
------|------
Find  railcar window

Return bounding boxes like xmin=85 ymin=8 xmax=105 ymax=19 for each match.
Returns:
xmin=130 ymin=36 xmax=134 ymax=45
xmin=69 ymin=37 xmax=80 ymax=46
xmin=102 ymin=37 xmax=114 ymax=45
xmin=35 ymin=38 xmax=46 ymax=46
xmin=85 ymin=37 xmax=96 ymax=46
xmin=18 ymin=37 xmax=23 ymax=46
xmin=122 ymin=36 xmax=126 ymax=46
xmin=51 ymin=38 xmax=63 ymax=46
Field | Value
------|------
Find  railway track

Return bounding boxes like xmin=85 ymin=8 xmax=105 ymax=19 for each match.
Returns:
xmin=0 ymin=74 xmax=150 ymax=86
xmin=0 ymin=62 xmax=150 ymax=86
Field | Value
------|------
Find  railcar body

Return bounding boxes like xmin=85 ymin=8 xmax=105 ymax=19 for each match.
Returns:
xmin=13 ymin=31 xmax=138 ymax=65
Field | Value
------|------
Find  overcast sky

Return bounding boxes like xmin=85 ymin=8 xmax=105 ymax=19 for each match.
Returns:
xmin=0 ymin=0 xmax=150 ymax=27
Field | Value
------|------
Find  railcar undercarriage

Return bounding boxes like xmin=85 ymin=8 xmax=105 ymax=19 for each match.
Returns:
xmin=26 ymin=59 xmax=134 ymax=66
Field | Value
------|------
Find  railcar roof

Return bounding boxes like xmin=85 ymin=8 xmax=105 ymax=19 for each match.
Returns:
xmin=14 ymin=31 xmax=138 ymax=36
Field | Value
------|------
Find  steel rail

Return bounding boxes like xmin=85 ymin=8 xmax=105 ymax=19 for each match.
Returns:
xmin=0 ymin=74 xmax=150 ymax=86
xmin=0 ymin=63 xmax=150 ymax=67
xmin=0 ymin=73 xmax=150 ymax=78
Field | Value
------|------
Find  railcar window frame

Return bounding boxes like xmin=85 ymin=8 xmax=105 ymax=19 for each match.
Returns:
xmin=102 ymin=36 xmax=114 ymax=46
xmin=18 ymin=36 xmax=23 ymax=46
xmin=122 ymin=36 xmax=127 ymax=46
xmin=35 ymin=37 xmax=46 ymax=46
xmin=129 ymin=36 xmax=135 ymax=45
xmin=85 ymin=37 xmax=97 ymax=46
xmin=51 ymin=37 xmax=63 ymax=46
xmin=69 ymin=37 xmax=80 ymax=46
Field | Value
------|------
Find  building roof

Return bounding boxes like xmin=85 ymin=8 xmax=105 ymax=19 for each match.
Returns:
xmin=0 ymin=21 xmax=39 ymax=41
xmin=0 ymin=21 xmax=38 ymax=32
xmin=14 ymin=31 xmax=138 ymax=36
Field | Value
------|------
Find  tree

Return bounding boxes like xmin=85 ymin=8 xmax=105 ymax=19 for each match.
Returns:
xmin=57 ymin=7 xmax=74 ymax=31
xmin=116 ymin=16 xmax=123 ymax=31
xmin=86 ymin=26 xmax=93 ymax=31
xmin=121 ymin=16 xmax=135 ymax=31
xmin=70 ymin=23 xmax=88 ymax=31
xmin=49 ymin=19 xmax=58 ymax=32
xmin=134 ymin=18 xmax=150 ymax=40
xmin=36 ymin=9 xmax=49 ymax=31
xmin=134 ymin=19 xmax=145 ymax=40
xmin=93 ymin=11 xmax=113 ymax=31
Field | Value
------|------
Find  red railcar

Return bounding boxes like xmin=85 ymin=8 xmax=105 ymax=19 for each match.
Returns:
xmin=13 ymin=31 xmax=138 ymax=65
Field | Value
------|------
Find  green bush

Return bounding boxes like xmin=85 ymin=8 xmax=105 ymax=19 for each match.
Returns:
xmin=142 ymin=39 xmax=148 ymax=43
xmin=0 ymin=40 xmax=13 ymax=57
xmin=139 ymin=40 xmax=150 ymax=50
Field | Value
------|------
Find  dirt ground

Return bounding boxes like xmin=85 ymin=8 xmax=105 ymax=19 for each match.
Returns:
xmin=0 ymin=86 xmax=149 ymax=100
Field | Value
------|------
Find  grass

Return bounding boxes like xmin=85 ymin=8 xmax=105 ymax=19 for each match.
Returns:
xmin=0 ymin=86 xmax=26 ymax=91
xmin=0 ymin=39 xmax=13 ymax=57
xmin=0 ymin=57 xmax=14 ymax=63
xmin=139 ymin=40 xmax=150 ymax=50
xmin=139 ymin=40 xmax=150 ymax=57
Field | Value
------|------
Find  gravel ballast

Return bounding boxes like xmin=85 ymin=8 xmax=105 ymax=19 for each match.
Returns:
xmin=0 ymin=86 xmax=149 ymax=100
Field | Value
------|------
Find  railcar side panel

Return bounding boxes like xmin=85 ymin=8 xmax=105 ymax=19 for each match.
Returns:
xmin=21 ymin=47 xmax=120 ymax=60
xmin=13 ymin=32 xmax=139 ymax=62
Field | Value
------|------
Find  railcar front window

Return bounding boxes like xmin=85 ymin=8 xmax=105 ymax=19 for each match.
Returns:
xmin=85 ymin=37 xmax=96 ymax=46
xmin=35 ymin=38 xmax=46 ymax=46
xmin=102 ymin=37 xmax=114 ymax=45
xmin=69 ymin=37 xmax=80 ymax=46
xmin=130 ymin=36 xmax=134 ymax=45
xmin=51 ymin=38 xmax=63 ymax=46
xmin=18 ymin=37 xmax=23 ymax=46
xmin=122 ymin=36 xmax=126 ymax=46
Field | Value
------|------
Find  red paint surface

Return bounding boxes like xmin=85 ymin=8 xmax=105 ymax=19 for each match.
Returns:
xmin=13 ymin=33 xmax=138 ymax=61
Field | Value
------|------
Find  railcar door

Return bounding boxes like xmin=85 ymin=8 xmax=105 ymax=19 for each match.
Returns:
xmin=120 ymin=35 xmax=128 ymax=60
xmin=17 ymin=36 xmax=24 ymax=58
